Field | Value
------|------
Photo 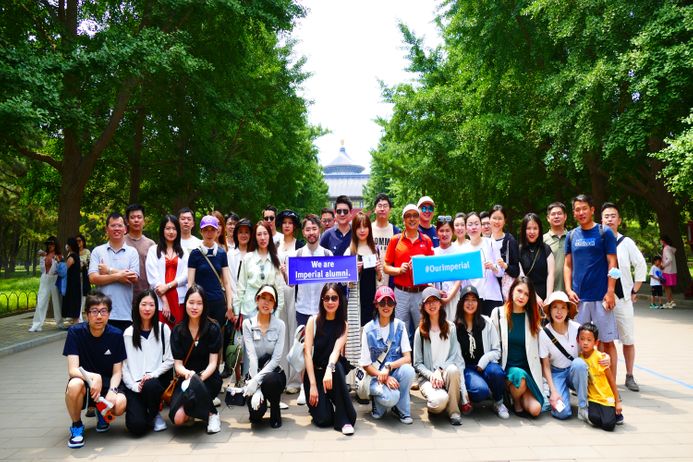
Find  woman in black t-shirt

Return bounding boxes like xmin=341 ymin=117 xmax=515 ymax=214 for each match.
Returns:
xmin=303 ymin=283 xmax=356 ymax=435
xmin=169 ymin=285 xmax=223 ymax=434
xmin=519 ymin=213 xmax=555 ymax=307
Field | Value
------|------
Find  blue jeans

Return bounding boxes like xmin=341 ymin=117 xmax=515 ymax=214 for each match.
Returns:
xmin=550 ymin=358 xmax=588 ymax=419
xmin=464 ymin=362 xmax=506 ymax=403
xmin=370 ymin=364 xmax=416 ymax=418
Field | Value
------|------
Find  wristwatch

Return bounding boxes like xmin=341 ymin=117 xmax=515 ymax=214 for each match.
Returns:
xmin=327 ymin=362 xmax=336 ymax=373
xmin=383 ymin=363 xmax=392 ymax=372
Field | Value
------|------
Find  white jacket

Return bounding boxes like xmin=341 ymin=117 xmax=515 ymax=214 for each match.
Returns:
xmin=122 ymin=322 xmax=174 ymax=392
xmin=145 ymin=245 xmax=189 ymax=306
xmin=476 ymin=315 xmax=502 ymax=370
xmin=615 ymin=234 xmax=647 ymax=298
xmin=490 ymin=306 xmax=542 ymax=390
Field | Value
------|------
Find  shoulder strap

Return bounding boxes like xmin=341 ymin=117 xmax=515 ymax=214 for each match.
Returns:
xmin=182 ymin=331 xmax=199 ymax=368
xmin=616 ymin=235 xmax=626 ymax=246
xmin=198 ymin=246 xmax=224 ymax=291
xmin=542 ymin=326 xmax=575 ymax=361
xmin=161 ymin=323 xmax=165 ymax=359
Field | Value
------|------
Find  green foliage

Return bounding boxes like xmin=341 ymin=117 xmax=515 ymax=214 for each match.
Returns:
xmin=653 ymin=114 xmax=693 ymax=198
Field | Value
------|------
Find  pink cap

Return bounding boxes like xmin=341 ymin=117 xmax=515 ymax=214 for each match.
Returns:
xmin=374 ymin=286 xmax=396 ymax=304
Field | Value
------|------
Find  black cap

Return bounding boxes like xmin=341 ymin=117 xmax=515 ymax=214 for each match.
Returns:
xmin=460 ymin=285 xmax=480 ymax=300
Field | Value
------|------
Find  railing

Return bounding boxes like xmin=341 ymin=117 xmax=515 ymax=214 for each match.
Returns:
xmin=0 ymin=290 xmax=38 ymax=314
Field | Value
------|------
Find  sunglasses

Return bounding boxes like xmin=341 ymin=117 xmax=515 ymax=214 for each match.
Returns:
xmin=377 ymin=299 xmax=396 ymax=308
xmin=323 ymin=295 xmax=339 ymax=302
xmin=263 ymin=216 xmax=275 ymax=222
xmin=404 ymin=213 xmax=419 ymax=220
xmin=335 ymin=209 xmax=350 ymax=216
xmin=437 ymin=215 xmax=452 ymax=223
xmin=420 ymin=205 xmax=434 ymax=213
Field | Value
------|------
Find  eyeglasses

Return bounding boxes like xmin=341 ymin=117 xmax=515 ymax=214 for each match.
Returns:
xmin=335 ymin=209 xmax=350 ymax=216
xmin=263 ymin=215 xmax=275 ymax=222
xmin=323 ymin=295 xmax=339 ymax=302
xmin=420 ymin=205 xmax=434 ymax=213
xmin=437 ymin=215 xmax=452 ymax=223
xmin=377 ymin=299 xmax=396 ymax=308
xmin=404 ymin=213 xmax=419 ymax=220
xmin=88 ymin=308 xmax=109 ymax=316
xmin=321 ymin=219 xmax=333 ymax=223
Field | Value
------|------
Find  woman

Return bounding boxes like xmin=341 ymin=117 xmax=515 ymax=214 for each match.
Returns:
xmin=62 ymin=237 xmax=82 ymax=324
xmin=169 ymin=285 xmax=223 ymax=433
xmin=489 ymin=205 xmax=521 ymax=302
xmin=303 ymin=283 xmax=356 ymax=435
xmin=212 ymin=210 xmax=228 ymax=251
xmin=225 ymin=212 xmax=239 ymax=249
xmin=146 ymin=215 xmax=189 ymax=328
xmin=359 ymin=286 xmax=415 ymax=424
xmin=660 ymin=235 xmax=677 ymax=308
xmin=413 ymin=287 xmax=469 ymax=425
xmin=344 ymin=212 xmax=382 ymax=370
xmin=228 ymin=218 xmax=252 ymax=293
xmin=188 ymin=215 xmax=234 ymax=328
xmin=276 ymin=209 xmax=305 ymax=263
xmin=234 ymin=222 xmax=285 ymax=320
xmin=434 ymin=216 xmax=464 ymax=320
xmin=539 ymin=291 xmax=594 ymax=422
xmin=242 ymin=285 xmax=286 ymax=428
xmin=455 ymin=285 xmax=509 ymax=419
xmin=491 ymin=276 xmax=544 ymax=417
xmin=122 ymin=290 xmax=174 ymax=435
xmin=30 ymin=236 xmax=63 ymax=332
xmin=77 ymin=234 xmax=91 ymax=315
xmin=519 ymin=213 xmax=555 ymax=306
xmin=460 ymin=212 xmax=504 ymax=316
xmin=453 ymin=213 xmax=467 ymax=248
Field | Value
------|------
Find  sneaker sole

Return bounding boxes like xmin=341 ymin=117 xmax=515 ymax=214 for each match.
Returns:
xmin=68 ymin=441 xmax=85 ymax=448
xmin=95 ymin=426 xmax=110 ymax=433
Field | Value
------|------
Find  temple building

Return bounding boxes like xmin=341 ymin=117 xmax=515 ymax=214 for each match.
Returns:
xmin=323 ymin=143 xmax=369 ymax=209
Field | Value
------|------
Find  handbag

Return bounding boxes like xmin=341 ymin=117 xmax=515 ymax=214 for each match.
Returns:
xmin=161 ymin=331 xmax=198 ymax=406
xmin=287 ymin=315 xmax=317 ymax=371
xmin=224 ymin=315 xmax=244 ymax=385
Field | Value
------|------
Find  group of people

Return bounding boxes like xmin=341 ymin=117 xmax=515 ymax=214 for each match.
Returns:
xmin=59 ymin=193 xmax=677 ymax=448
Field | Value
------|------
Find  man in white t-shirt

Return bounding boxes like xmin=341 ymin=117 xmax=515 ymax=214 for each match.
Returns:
xmin=262 ymin=205 xmax=282 ymax=245
xmin=371 ymin=193 xmax=401 ymax=289
xmin=178 ymin=207 xmax=202 ymax=255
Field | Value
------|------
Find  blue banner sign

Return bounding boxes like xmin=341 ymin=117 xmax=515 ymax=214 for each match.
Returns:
xmin=287 ymin=256 xmax=358 ymax=285
xmin=411 ymin=250 xmax=484 ymax=285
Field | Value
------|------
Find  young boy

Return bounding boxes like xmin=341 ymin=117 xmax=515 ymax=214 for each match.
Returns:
xmin=63 ymin=292 xmax=127 ymax=448
xmin=578 ymin=322 xmax=622 ymax=431
xmin=649 ymin=256 xmax=664 ymax=309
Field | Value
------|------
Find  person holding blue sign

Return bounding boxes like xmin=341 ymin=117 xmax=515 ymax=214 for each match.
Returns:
xmin=433 ymin=216 xmax=465 ymax=320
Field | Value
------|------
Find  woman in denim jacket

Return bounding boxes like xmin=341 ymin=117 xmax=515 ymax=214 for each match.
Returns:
xmin=358 ymin=286 xmax=416 ymax=424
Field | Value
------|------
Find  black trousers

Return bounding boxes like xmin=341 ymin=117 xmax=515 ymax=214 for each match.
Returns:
xmin=108 ymin=319 xmax=132 ymax=332
xmin=303 ymin=360 xmax=356 ymax=431
xmin=247 ymin=369 xmax=286 ymax=423
xmin=589 ymin=401 xmax=617 ymax=431
xmin=124 ymin=375 xmax=169 ymax=436
xmin=168 ymin=373 xmax=222 ymax=422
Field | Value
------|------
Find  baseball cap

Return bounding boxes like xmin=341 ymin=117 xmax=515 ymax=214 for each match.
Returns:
xmin=374 ymin=286 xmax=396 ymax=304
xmin=255 ymin=285 xmax=277 ymax=301
xmin=422 ymin=286 xmax=441 ymax=303
xmin=417 ymin=196 xmax=435 ymax=208
xmin=199 ymin=215 xmax=220 ymax=230
xmin=460 ymin=285 xmax=480 ymax=300
xmin=402 ymin=204 xmax=419 ymax=219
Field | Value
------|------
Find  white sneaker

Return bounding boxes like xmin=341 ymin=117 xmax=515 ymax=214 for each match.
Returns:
xmin=577 ymin=407 xmax=591 ymax=425
xmin=296 ymin=387 xmax=306 ymax=405
xmin=207 ymin=413 xmax=221 ymax=434
xmin=341 ymin=424 xmax=354 ymax=435
xmin=212 ymin=397 xmax=221 ymax=407
xmin=285 ymin=386 xmax=300 ymax=394
xmin=153 ymin=413 xmax=167 ymax=432
xmin=279 ymin=401 xmax=289 ymax=410
xmin=493 ymin=401 xmax=510 ymax=420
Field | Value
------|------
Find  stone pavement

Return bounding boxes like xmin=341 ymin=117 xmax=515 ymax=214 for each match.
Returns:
xmin=0 ymin=297 xmax=692 ymax=461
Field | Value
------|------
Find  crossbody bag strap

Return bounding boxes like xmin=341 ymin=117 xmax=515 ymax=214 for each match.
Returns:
xmin=542 ymin=326 xmax=574 ymax=361
xmin=181 ymin=331 xmax=199 ymax=371
xmin=525 ymin=245 xmax=542 ymax=276
xmin=198 ymin=247 xmax=224 ymax=293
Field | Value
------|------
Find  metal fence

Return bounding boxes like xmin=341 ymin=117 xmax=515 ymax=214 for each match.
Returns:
xmin=0 ymin=290 xmax=38 ymax=313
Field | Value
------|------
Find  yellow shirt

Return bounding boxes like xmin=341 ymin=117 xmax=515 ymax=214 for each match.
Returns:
xmin=582 ymin=349 xmax=615 ymax=407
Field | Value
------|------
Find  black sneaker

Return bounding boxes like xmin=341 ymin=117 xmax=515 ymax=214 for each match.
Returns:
xmin=68 ymin=424 xmax=85 ymax=448
xmin=391 ymin=406 xmax=413 ymax=425
xmin=95 ymin=412 xmax=110 ymax=433
xmin=615 ymin=413 xmax=624 ymax=425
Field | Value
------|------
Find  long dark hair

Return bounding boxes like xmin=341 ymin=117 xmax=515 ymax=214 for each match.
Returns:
xmin=45 ymin=236 xmax=62 ymax=256
xmin=131 ymin=289 xmax=161 ymax=350
xmin=455 ymin=291 xmax=485 ymax=333
xmin=349 ymin=212 xmax=377 ymax=255
xmin=418 ymin=297 xmax=450 ymax=341
xmin=316 ymin=283 xmax=347 ymax=338
xmin=178 ymin=284 xmax=213 ymax=339
xmin=505 ymin=276 xmax=541 ymax=336
xmin=249 ymin=221 xmax=280 ymax=269
xmin=66 ymin=237 xmax=79 ymax=255
xmin=157 ymin=215 xmax=184 ymax=259
xmin=519 ymin=212 xmax=544 ymax=248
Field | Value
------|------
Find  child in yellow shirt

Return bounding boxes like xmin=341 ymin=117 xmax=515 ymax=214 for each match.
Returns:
xmin=578 ymin=322 xmax=622 ymax=431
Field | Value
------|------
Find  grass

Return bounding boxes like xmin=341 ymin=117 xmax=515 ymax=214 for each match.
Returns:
xmin=0 ymin=274 xmax=40 ymax=314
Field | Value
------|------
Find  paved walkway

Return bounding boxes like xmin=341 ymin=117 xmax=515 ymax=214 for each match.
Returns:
xmin=1 ymin=297 xmax=692 ymax=461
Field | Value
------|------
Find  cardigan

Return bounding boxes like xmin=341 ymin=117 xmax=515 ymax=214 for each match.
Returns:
xmin=122 ymin=322 xmax=174 ymax=392
xmin=413 ymin=320 xmax=465 ymax=381
xmin=145 ymin=245 xmax=189 ymax=305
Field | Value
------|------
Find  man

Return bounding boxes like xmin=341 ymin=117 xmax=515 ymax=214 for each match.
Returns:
xmin=417 ymin=196 xmax=439 ymax=247
xmin=319 ymin=195 xmax=353 ymax=256
xmin=320 ymin=207 xmax=335 ymax=231
xmin=262 ymin=205 xmax=282 ymax=244
xmin=225 ymin=212 xmax=239 ymax=248
xmin=123 ymin=204 xmax=155 ymax=297
xmin=89 ymin=212 xmax=139 ymax=331
xmin=480 ymin=211 xmax=492 ymax=238
xmin=371 ymin=193 xmax=401 ymax=288
xmin=601 ymin=202 xmax=647 ymax=392
xmin=544 ymin=201 xmax=569 ymax=292
xmin=564 ymin=195 xmax=619 ymax=383
xmin=178 ymin=207 xmax=202 ymax=255
xmin=290 ymin=214 xmax=334 ymax=403
xmin=384 ymin=204 xmax=434 ymax=342
xmin=64 ymin=292 xmax=127 ymax=448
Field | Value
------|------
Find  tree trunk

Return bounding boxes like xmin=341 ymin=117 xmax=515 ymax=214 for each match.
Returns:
xmin=57 ymin=156 xmax=85 ymax=247
xmin=128 ymin=108 xmax=146 ymax=204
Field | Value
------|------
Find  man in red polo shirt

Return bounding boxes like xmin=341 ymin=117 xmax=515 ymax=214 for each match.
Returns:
xmin=384 ymin=204 xmax=434 ymax=341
